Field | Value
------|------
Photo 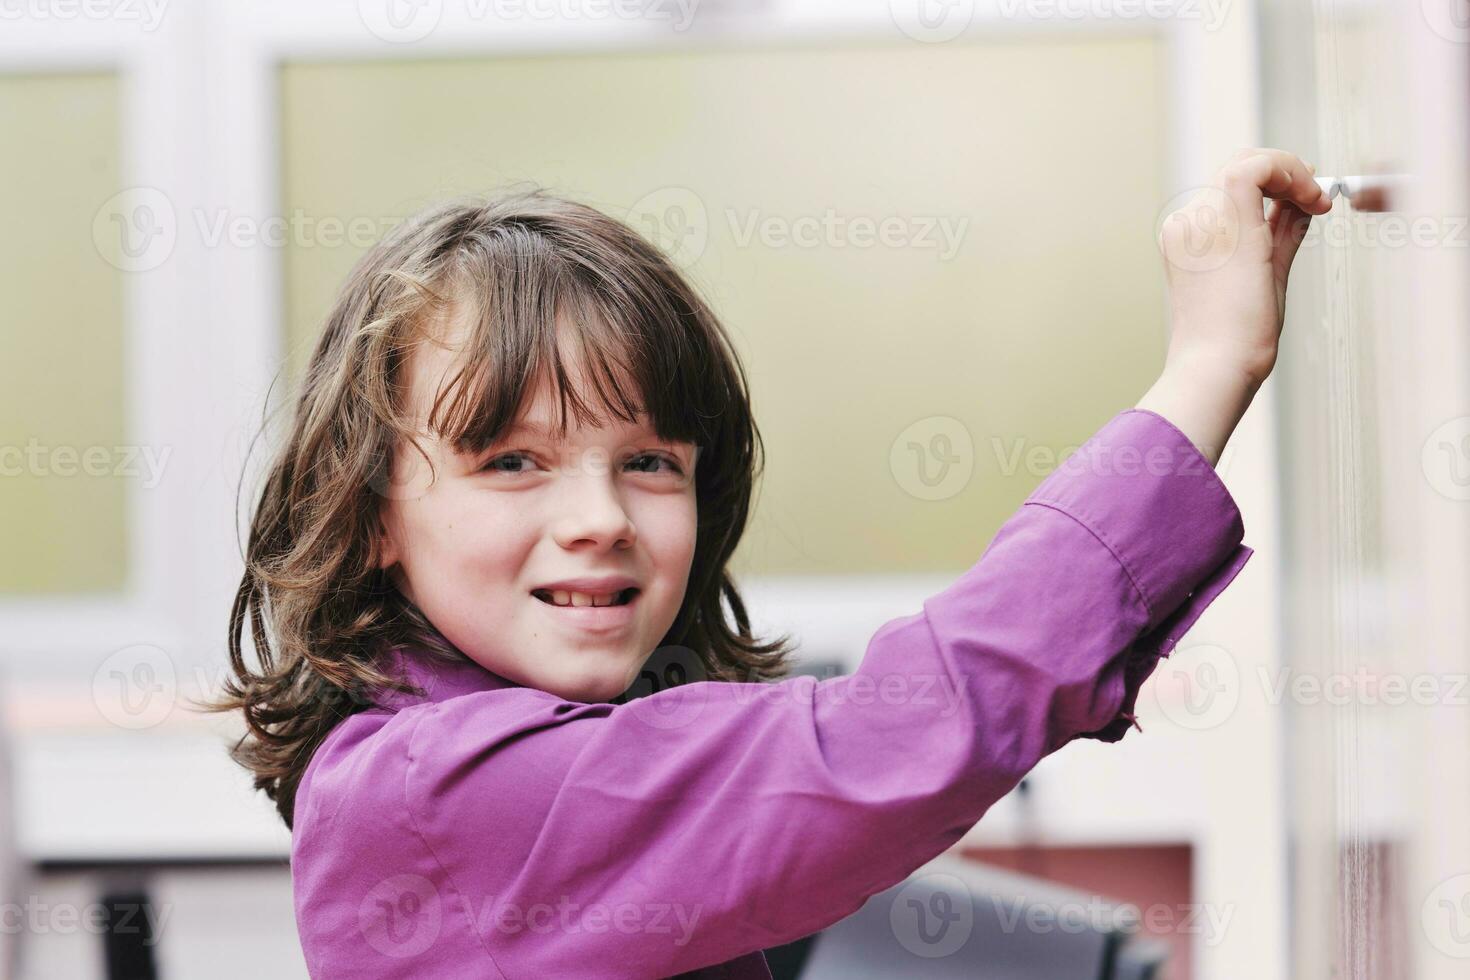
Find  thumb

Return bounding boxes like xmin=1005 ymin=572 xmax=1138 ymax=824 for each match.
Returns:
xmin=1267 ymin=198 xmax=1313 ymax=284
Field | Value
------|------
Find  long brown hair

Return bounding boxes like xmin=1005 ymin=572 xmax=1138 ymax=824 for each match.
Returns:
xmin=196 ymin=188 xmax=796 ymax=830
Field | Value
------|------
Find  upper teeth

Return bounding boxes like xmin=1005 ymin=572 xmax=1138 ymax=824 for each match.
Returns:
xmin=542 ymin=590 xmax=624 ymax=607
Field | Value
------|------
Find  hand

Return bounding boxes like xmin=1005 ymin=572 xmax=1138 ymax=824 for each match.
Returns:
xmin=1155 ymin=147 xmax=1333 ymax=390
xmin=1137 ymin=148 xmax=1332 ymax=466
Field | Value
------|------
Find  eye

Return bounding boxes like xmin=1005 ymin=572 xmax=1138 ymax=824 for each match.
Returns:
xmin=479 ymin=449 xmax=685 ymax=477
xmin=480 ymin=451 xmax=539 ymax=474
xmin=626 ymin=452 xmax=684 ymax=476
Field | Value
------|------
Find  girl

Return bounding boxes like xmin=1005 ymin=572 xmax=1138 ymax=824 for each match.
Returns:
xmin=204 ymin=149 xmax=1331 ymax=978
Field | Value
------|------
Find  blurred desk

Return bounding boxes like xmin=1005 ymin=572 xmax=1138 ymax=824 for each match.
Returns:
xmin=4 ymin=679 xmax=288 ymax=867
xmin=14 ymin=732 xmax=290 ymax=868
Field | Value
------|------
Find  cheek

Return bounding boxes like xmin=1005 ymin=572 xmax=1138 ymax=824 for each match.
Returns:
xmin=399 ymin=491 xmax=529 ymax=578
xmin=634 ymin=493 xmax=699 ymax=570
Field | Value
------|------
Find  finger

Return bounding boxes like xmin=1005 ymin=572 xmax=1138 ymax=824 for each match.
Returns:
xmin=1267 ymin=198 xmax=1313 ymax=282
xmin=1215 ymin=153 xmax=1277 ymax=238
xmin=1274 ymin=155 xmax=1334 ymax=214
xmin=1215 ymin=150 xmax=1332 ymax=237
xmin=1232 ymin=148 xmax=1330 ymax=206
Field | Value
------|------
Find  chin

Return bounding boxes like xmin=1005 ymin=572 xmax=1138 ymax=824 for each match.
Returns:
xmin=539 ymin=660 xmax=639 ymax=705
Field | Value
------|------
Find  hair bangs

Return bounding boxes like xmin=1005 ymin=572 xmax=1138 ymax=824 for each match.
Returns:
xmin=416 ymin=238 xmax=703 ymax=459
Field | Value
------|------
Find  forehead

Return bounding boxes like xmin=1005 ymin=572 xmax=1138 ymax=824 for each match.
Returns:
xmin=398 ymin=303 xmax=472 ymax=422
xmin=398 ymin=303 xmax=655 ymax=442
xmin=499 ymin=403 xmax=654 ymax=440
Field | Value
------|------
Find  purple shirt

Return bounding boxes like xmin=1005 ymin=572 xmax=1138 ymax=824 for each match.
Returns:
xmin=290 ymin=408 xmax=1253 ymax=978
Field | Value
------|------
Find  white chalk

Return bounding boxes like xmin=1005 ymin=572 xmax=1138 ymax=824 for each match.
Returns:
xmin=1312 ymin=173 xmax=1412 ymax=210
xmin=1339 ymin=174 xmax=1411 ymax=198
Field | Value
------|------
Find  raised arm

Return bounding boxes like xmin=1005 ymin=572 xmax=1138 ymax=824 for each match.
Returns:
xmin=1141 ymin=146 xmax=1331 ymax=463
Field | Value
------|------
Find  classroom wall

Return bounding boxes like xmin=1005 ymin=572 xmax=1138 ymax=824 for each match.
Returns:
xmin=277 ymin=36 xmax=1170 ymax=578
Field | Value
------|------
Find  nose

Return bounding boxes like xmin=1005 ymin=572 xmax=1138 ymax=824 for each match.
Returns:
xmin=549 ymin=462 xmax=637 ymax=552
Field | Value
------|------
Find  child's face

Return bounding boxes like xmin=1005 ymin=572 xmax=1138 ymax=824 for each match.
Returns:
xmin=375 ymin=315 xmax=699 ymax=703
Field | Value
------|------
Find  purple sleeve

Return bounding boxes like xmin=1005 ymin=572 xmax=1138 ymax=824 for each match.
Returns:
xmin=398 ymin=408 xmax=1252 ymax=977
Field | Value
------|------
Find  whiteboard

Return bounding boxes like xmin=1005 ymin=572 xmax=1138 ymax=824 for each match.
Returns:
xmin=1261 ymin=1 xmax=1470 ymax=977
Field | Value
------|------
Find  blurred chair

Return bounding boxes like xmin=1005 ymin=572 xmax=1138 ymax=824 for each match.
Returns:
xmin=98 ymin=885 xmax=158 ymax=980
xmin=1112 ymin=936 xmax=1171 ymax=980
xmin=779 ymin=854 xmax=1160 ymax=980
xmin=784 ymin=658 xmax=847 ymax=683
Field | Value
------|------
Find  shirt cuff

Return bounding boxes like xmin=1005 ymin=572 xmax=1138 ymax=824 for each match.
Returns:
xmin=1023 ymin=408 xmax=1255 ymax=743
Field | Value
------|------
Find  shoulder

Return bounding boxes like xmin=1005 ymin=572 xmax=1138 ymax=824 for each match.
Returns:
xmin=292 ymin=686 xmax=602 ymax=837
xmin=291 ymin=706 xmax=414 ymax=848
xmin=290 ymin=699 xmax=528 ymax=977
xmin=288 ymin=688 xmax=607 ymax=940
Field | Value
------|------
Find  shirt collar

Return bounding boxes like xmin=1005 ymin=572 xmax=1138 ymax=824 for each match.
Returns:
xmin=371 ymin=642 xmax=520 ymax=711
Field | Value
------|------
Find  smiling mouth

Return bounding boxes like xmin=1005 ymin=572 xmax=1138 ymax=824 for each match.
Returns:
xmin=531 ymin=587 xmax=640 ymax=608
